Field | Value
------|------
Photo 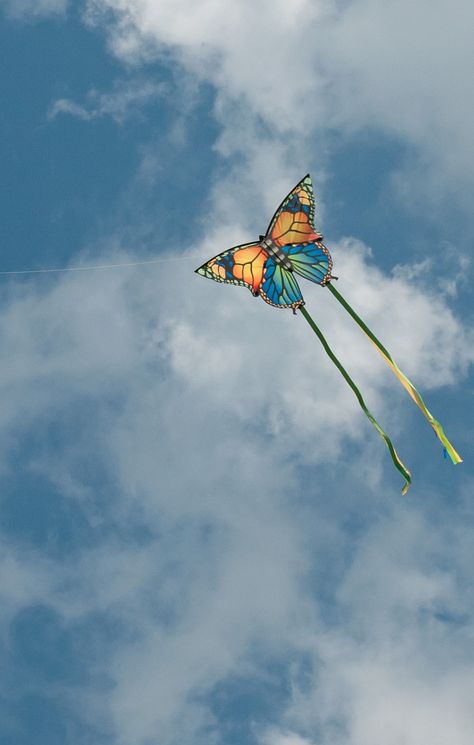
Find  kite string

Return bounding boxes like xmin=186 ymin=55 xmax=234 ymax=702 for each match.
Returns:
xmin=0 ymin=255 xmax=191 ymax=276
xmin=299 ymin=304 xmax=411 ymax=495
xmin=326 ymin=281 xmax=462 ymax=464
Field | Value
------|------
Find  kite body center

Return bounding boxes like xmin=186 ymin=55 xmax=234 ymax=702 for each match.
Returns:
xmin=259 ymin=236 xmax=293 ymax=271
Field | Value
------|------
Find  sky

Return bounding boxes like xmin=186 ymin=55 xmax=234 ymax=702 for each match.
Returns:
xmin=0 ymin=1 xmax=473 ymax=744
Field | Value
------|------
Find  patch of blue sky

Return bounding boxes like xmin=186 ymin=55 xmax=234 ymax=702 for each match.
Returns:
xmin=2 ymin=602 xmax=116 ymax=745
xmin=208 ymin=656 xmax=308 ymax=745
xmin=108 ymin=80 xmax=219 ymax=255
xmin=0 ymin=12 xmax=125 ymax=268
xmin=0 ymin=689 xmax=113 ymax=745
xmin=323 ymin=129 xmax=468 ymax=278
xmin=2 ymin=466 xmax=100 ymax=556
xmin=0 ymin=11 xmax=219 ymax=271
xmin=323 ymin=132 xmax=422 ymax=259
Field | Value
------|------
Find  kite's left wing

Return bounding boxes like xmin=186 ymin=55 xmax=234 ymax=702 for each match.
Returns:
xmin=195 ymin=242 xmax=268 ymax=296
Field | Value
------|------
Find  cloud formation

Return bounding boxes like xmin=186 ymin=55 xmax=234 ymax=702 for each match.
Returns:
xmin=48 ymin=79 xmax=166 ymax=123
xmin=85 ymin=0 xmax=474 ymax=196
xmin=2 ymin=2 xmax=473 ymax=743
xmin=0 ymin=233 xmax=471 ymax=743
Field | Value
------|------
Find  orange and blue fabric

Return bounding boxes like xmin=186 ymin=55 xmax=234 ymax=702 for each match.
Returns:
xmin=196 ymin=174 xmax=462 ymax=494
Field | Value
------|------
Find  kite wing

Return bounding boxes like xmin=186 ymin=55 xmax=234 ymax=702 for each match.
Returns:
xmin=194 ymin=172 xmax=461 ymax=491
xmin=266 ymin=174 xmax=323 ymax=247
xmin=260 ymin=256 xmax=304 ymax=310
xmin=195 ymin=241 xmax=305 ymax=309
xmin=287 ymin=241 xmax=333 ymax=285
xmin=195 ymin=242 xmax=268 ymax=296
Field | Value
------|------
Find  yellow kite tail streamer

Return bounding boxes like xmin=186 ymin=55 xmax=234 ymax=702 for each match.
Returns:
xmin=326 ymin=282 xmax=462 ymax=464
xmin=299 ymin=305 xmax=411 ymax=495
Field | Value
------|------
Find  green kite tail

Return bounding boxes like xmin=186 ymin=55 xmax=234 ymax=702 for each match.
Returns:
xmin=299 ymin=305 xmax=411 ymax=495
xmin=326 ymin=282 xmax=462 ymax=465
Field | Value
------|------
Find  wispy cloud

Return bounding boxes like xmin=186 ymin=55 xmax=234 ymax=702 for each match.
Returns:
xmin=0 ymin=0 xmax=67 ymax=19
xmin=278 ymin=504 xmax=474 ymax=745
xmin=84 ymin=0 xmax=474 ymax=200
xmin=48 ymin=79 xmax=167 ymax=123
xmin=260 ymin=731 xmax=316 ymax=745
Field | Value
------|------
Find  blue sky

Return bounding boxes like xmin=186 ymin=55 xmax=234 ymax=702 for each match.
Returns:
xmin=0 ymin=2 xmax=473 ymax=744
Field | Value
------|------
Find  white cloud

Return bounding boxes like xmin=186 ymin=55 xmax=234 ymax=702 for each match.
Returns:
xmin=261 ymin=731 xmax=316 ymax=745
xmin=279 ymin=504 xmax=474 ymax=745
xmin=0 ymin=543 xmax=59 ymax=624
xmin=84 ymin=0 xmax=331 ymax=135
xmin=0 ymin=231 xmax=471 ymax=743
xmin=84 ymin=0 xmax=474 ymax=196
xmin=48 ymin=78 xmax=166 ymax=123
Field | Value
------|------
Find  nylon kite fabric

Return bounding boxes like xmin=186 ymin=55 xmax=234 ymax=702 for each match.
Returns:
xmin=195 ymin=174 xmax=462 ymax=494
xmin=195 ymin=175 xmax=333 ymax=311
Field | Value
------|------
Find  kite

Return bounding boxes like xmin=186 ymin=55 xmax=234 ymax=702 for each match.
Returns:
xmin=195 ymin=175 xmax=462 ymax=494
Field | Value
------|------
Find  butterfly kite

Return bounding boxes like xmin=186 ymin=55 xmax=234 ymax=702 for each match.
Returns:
xmin=196 ymin=175 xmax=462 ymax=494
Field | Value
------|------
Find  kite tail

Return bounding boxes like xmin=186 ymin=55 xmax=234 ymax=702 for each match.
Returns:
xmin=326 ymin=283 xmax=462 ymax=465
xmin=299 ymin=305 xmax=411 ymax=495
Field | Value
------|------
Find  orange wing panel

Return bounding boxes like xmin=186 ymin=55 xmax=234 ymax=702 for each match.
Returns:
xmin=232 ymin=246 xmax=267 ymax=292
xmin=271 ymin=211 xmax=320 ymax=246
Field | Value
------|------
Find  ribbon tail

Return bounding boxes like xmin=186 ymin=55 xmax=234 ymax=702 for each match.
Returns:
xmin=299 ymin=305 xmax=411 ymax=495
xmin=327 ymin=283 xmax=462 ymax=465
